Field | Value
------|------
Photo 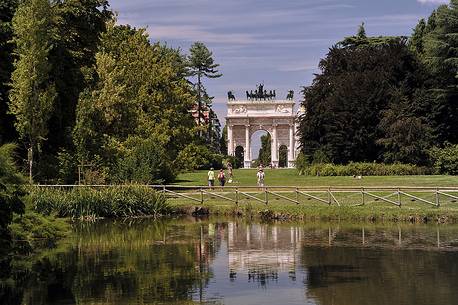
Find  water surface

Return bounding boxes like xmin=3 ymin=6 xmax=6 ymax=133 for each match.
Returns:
xmin=3 ymin=218 xmax=458 ymax=305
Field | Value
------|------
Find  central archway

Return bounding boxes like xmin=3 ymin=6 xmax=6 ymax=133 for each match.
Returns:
xmin=251 ymin=130 xmax=271 ymax=168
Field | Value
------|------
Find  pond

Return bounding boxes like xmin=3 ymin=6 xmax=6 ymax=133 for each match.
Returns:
xmin=3 ymin=217 xmax=458 ymax=305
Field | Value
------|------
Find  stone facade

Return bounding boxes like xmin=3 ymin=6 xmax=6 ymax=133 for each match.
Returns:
xmin=226 ymin=99 xmax=300 ymax=168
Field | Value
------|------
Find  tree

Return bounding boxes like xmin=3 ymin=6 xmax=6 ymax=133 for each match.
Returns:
xmin=422 ymin=1 xmax=458 ymax=144
xmin=0 ymin=144 xmax=25 ymax=268
xmin=298 ymin=28 xmax=430 ymax=164
xmin=207 ymin=108 xmax=222 ymax=152
xmin=187 ymin=42 xmax=222 ymax=137
xmin=258 ymin=133 xmax=271 ymax=166
xmin=9 ymin=0 xmax=56 ymax=183
xmin=74 ymin=24 xmax=196 ymax=183
xmin=45 ymin=0 xmax=111 ymax=154
xmin=0 ymin=0 xmax=18 ymax=144
xmin=219 ymin=125 xmax=227 ymax=155
xmin=410 ymin=18 xmax=427 ymax=55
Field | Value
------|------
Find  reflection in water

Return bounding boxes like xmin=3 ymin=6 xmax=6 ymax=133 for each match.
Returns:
xmin=228 ymin=223 xmax=300 ymax=286
xmin=1 ymin=218 xmax=458 ymax=305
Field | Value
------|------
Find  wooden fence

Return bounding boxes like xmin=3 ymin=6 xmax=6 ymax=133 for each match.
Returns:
xmin=37 ymin=185 xmax=458 ymax=208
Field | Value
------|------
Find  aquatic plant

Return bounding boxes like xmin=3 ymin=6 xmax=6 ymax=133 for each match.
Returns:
xmin=30 ymin=185 xmax=170 ymax=219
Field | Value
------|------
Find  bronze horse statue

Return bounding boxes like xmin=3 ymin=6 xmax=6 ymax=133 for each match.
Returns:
xmin=227 ymin=91 xmax=236 ymax=101
xmin=286 ymin=90 xmax=294 ymax=100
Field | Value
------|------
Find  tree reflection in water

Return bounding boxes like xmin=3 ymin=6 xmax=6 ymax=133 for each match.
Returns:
xmin=1 ymin=218 xmax=458 ymax=305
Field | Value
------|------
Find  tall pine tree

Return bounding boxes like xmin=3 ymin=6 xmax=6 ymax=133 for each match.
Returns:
xmin=187 ymin=42 xmax=222 ymax=138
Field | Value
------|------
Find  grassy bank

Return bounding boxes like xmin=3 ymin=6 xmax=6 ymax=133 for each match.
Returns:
xmin=169 ymin=197 xmax=458 ymax=223
xmin=30 ymin=185 xmax=170 ymax=219
xmin=175 ymin=169 xmax=458 ymax=187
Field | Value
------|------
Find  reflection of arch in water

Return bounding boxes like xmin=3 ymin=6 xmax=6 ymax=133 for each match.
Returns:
xmin=279 ymin=145 xmax=288 ymax=168
xmin=235 ymin=146 xmax=244 ymax=168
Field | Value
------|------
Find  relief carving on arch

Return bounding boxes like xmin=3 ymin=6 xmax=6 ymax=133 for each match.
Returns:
xmin=276 ymin=105 xmax=290 ymax=113
xmin=232 ymin=105 xmax=247 ymax=114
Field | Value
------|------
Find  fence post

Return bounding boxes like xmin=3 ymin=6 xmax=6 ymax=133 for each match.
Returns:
xmin=397 ymin=188 xmax=401 ymax=207
xmin=296 ymin=187 xmax=299 ymax=204
xmin=235 ymin=188 xmax=239 ymax=205
xmin=265 ymin=187 xmax=268 ymax=205
xmin=200 ymin=188 xmax=204 ymax=204
xmin=436 ymin=188 xmax=440 ymax=207
xmin=328 ymin=188 xmax=332 ymax=205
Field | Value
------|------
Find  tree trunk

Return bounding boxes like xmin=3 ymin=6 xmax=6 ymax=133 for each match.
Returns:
xmin=28 ymin=145 xmax=33 ymax=184
xmin=197 ymin=73 xmax=202 ymax=138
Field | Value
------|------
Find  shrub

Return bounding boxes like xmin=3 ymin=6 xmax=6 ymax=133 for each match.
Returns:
xmin=175 ymin=144 xmax=223 ymax=171
xmin=0 ymin=144 xmax=26 ymax=249
xmin=30 ymin=185 xmax=170 ymax=218
xmin=111 ymin=136 xmax=175 ymax=184
xmin=295 ymin=152 xmax=310 ymax=175
xmin=223 ymin=156 xmax=239 ymax=169
xmin=300 ymin=162 xmax=432 ymax=176
xmin=429 ymin=145 xmax=458 ymax=175
xmin=9 ymin=212 xmax=69 ymax=254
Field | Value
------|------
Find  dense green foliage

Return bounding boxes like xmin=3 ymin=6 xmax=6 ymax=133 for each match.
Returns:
xmin=298 ymin=32 xmax=431 ymax=164
xmin=1 ymin=0 xmax=224 ymax=183
xmin=31 ymin=185 xmax=170 ymax=218
xmin=73 ymin=24 xmax=197 ymax=183
xmin=9 ymin=0 xmax=57 ymax=182
xmin=0 ymin=144 xmax=25 ymax=252
xmin=420 ymin=1 xmax=458 ymax=144
xmin=0 ymin=0 xmax=18 ymax=143
xmin=44 ymin=0 xmax=111 ymax=173
xmin=258 ymin=133 xmax=271 ymax=167
xmin=430 ymin=144 xmax=458 ymax=175
xmin=174 ymin=143 xmax=223 ymax=171
xmin=9 ymin=212 xmax=69 ymax=253
xmin=298 ymin=3 xmax=457 ymax=167
xmin=298 ymin=162 xmax=431 ymax=177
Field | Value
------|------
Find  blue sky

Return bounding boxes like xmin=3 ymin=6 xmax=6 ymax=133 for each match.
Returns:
xmin=109 ymin=0 xmax=447 ymax=155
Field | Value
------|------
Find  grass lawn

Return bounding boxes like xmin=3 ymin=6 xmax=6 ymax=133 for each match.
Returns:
xmin=170 ymin=169 xmax=458 ymax=223
xmin=174 ymin=169 xmax=458 ymax=187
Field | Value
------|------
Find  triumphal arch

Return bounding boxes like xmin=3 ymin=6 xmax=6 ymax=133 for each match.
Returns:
xmin=226 ymin=85 xmax=300 ymax=168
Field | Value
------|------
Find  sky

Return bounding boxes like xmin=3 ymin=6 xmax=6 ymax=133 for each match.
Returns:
xmin=108 ymin=0 xmax=447 ymax=156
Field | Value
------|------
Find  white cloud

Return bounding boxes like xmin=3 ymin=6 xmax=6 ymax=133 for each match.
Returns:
xmin=146 ymin=26 xmax=255 ymax=44
xmin=417 ymin=0 xmax=448 ymax=4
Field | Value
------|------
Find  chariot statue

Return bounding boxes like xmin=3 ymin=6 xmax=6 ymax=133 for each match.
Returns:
xmin=246 ymin=84 xmax=276 ymax=101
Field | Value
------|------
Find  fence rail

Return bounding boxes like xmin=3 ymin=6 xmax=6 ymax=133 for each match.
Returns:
xmin=36 ymin=184 xmax=458 ymax=208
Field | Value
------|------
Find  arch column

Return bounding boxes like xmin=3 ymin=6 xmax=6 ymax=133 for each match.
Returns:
xmin=271 ymin=124 xmax=279 ymax=168
xmin=288 ymin=124 xmax=295 ymax=168
xmin=227 ymin=124 xmax=234 ymax=156
xmin=244 ymin=125 xmax=251 ymax=168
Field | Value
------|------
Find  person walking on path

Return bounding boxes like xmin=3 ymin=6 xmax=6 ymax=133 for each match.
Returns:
xmin=218 ymin=169 xmax=226 ymax=189
xmin=257 ymin=169 xmax=265 ymax=189
xmin=208 ymin=168 xmax=215 ymax=189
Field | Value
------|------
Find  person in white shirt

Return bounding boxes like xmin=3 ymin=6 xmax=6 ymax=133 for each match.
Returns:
xmin=257 ymin=169 xmax=265 ymax=188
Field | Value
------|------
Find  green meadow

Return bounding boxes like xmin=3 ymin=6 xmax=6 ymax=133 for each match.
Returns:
xmin=174 ymin=169 xmax=458 ymax=187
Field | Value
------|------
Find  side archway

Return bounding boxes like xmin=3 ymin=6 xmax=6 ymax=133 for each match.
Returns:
xmin=234 ymin=146 xmax=244 ymax=168
xmin=279 ymin=145 xmax=288 ymax=168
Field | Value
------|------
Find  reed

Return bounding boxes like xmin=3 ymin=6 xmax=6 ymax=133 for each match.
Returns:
xmin=31 ymin=185 xmax=170 ymax=219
